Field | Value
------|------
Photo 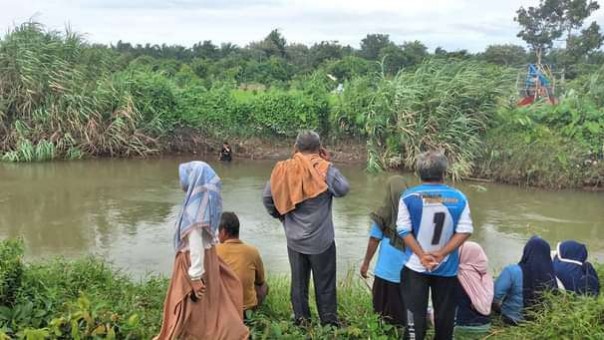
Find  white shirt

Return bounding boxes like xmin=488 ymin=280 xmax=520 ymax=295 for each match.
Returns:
xmin=184 ymin=228 xmax=214 ymax=280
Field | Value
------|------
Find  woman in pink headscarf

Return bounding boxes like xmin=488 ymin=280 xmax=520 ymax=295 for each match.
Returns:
xmin=456 ymin=241 xmax=493 ymax=332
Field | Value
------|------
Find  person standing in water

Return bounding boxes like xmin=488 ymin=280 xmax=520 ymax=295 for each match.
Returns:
xmin=397 ymin=150 xmax=474 ymax=340
xmin=360 ymin=176 xmax=409 ymax=326
xmin=219 ymin=142 xmax=232 ymax=162
xmin=155 ymin=161 xmax=248 ymax=340
xmin=262 ymin=130 xmax=349 ymax=327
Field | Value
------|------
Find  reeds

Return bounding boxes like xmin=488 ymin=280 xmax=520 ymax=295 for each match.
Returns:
xmin=363 ymin=60 xmax=516 ymax=179
xmin=0 ymin=22 xmax=157 ymax=162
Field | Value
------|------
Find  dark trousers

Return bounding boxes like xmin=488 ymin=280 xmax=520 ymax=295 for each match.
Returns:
xmin=372 ymin=276 xmax=405 ymax=326
xmin=401 ymin=267 xmax=458 ymax=340
xmin=287 ymin=242 xmax=338 ymax=325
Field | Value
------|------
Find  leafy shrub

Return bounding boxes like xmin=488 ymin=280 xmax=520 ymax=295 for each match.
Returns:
xmin=478 ymin=89 xmax=604 ymax=188
xmin=332 ymin=76 xmax=376 ymax=137
xmin=477 ymin=126 xmax=587 ymax=188
xmin=0 ymin=239 xmax=24 ymax=307
xmin=250 ymin=90 xmax=327 ymax=137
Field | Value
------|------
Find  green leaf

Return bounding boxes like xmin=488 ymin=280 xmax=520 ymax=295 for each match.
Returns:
xmin=127 ymin=314 xmax=140 ymax=328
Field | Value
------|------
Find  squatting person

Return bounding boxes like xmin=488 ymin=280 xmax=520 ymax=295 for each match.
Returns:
xmin=217 ymin=212 xmax=269 ymax=313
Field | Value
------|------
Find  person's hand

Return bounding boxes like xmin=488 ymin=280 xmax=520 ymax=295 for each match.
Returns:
xmin=420 ymin=253 xmax=438 ymax=271
xmin=319 ymin=147 xmax=331 ymax=161
xmin=191 ymin=279 xmax=206 ymax=300
xmin=360 ymin=261 xmax=370 ymax=279
xmin=430 ymin=251 xmax=445 ymax=265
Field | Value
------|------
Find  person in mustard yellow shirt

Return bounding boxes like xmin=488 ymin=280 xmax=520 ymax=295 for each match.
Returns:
xmin=217 ymin=212 xmax=268 ymax=312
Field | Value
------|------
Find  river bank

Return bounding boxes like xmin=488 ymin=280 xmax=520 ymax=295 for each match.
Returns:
xmin=165 ymin=134 xmax=368 ymax=164
xmin=161 ymin=132 xmax=604 ymax=191
xmin=0 ymin=239 xmax=602 ymax=339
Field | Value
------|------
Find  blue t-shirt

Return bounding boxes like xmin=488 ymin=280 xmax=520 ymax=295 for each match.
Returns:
xmin=369 ymin=223 xmax=408 ymax=283
xmin=494 ymin=264 xmax=524 ymax=323
xmin=396 ymin=183 xmax=473 ymax=277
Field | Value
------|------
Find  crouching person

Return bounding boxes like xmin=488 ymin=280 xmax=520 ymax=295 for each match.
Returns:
xmin=217 ymin=212 xmax=268 ymax=313
xmin=456 ymin=241 xmax=493 ymax=333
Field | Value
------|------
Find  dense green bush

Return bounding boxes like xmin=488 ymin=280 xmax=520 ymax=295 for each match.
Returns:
xmin=250 ymin=90 xmax=329 ymax=137
xmin=331 ymin=76 xmax=376 ymax=137
xmin=477 ymin=126 xmax=588 ymax=188
xmin=476 ymin=70 xmax=604 ymax=188
xmin=0 ymin=239 xmax=24 ymax=307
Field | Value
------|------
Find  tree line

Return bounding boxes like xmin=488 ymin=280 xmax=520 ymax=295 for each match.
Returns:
xmin=103 ymin=0 xmax=604 ymax=85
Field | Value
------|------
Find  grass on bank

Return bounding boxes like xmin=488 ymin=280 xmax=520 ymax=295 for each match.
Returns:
xmin=1 ymin=239 xmax=603 ymax=339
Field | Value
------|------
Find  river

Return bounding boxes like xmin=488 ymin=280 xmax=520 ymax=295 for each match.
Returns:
xmin=0 ymin=157 xmax=602 ymax=278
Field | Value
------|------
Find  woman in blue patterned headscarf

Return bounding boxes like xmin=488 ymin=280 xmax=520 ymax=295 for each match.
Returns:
xmin=156 ymin=161 xmax=249 ymax=340
xmin=174 ymin=161 xmax=223 ymax=252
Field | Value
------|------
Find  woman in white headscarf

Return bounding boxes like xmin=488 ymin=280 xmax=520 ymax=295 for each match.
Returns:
xmin=155 ymin=161 xmax=249 ymax=340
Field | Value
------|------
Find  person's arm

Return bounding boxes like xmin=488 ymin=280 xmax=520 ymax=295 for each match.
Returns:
xmin=255 ymin=250 xmax=266 ymax=285
xmin=360 ymin=238 xmax=379 ymax=278
xmin=431 ymin=202 xmax=473 ymax=263
xmin=262 ymin=181 xmax=281 ymax=219
xmin=397 ymin=197 xmax=436 ymax=269
xmin=360 ymin=223 xmax=383 ymax=278
xmin=187 ymin=229 xmax=206 ymax=299
xmin=326 ymin=166 xmax=349 ymax=198
xmin=188 ymin=228 xmax=205 ymax=279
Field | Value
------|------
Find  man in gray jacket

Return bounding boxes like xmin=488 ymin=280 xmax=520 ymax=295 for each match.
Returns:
xmin=262 ymin=130 xmax=349 ymax=327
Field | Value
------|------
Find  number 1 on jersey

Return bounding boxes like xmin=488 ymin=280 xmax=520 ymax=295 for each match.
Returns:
xmin=431 ymin=212 xmax=446 ymax=245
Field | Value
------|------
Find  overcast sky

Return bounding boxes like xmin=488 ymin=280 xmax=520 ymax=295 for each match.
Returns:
xmin=2 ymin=0 xmax=604 ymax=52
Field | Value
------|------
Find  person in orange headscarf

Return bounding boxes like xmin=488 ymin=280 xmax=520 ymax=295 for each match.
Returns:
xmin=155 ymin=161 xmax=249 ymax=340
xmin=262 ymin=131 xmax=349 ymax=327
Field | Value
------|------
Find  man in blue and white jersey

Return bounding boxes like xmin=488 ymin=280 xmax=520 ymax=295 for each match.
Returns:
xmin=397 ymin=151 xmax=473 ymax=340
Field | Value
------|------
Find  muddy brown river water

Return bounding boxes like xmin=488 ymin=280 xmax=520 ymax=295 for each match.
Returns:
xmin=0 ymin=157 xmax=602 ymax=278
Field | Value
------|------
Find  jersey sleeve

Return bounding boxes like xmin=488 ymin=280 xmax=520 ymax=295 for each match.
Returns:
xmin=396 ymin=197 xmax=413 ymax=237
xmin=369 ymin=222 xmax=384 ymax=240
xmin=456 ymin=202 xmax=473 ymax=234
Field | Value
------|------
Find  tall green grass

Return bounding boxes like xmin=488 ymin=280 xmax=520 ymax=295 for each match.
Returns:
xmin=335 ymin=60 xmax=516 ymax=178
xmin=0 ymin=22 xmax=158 ymax=162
